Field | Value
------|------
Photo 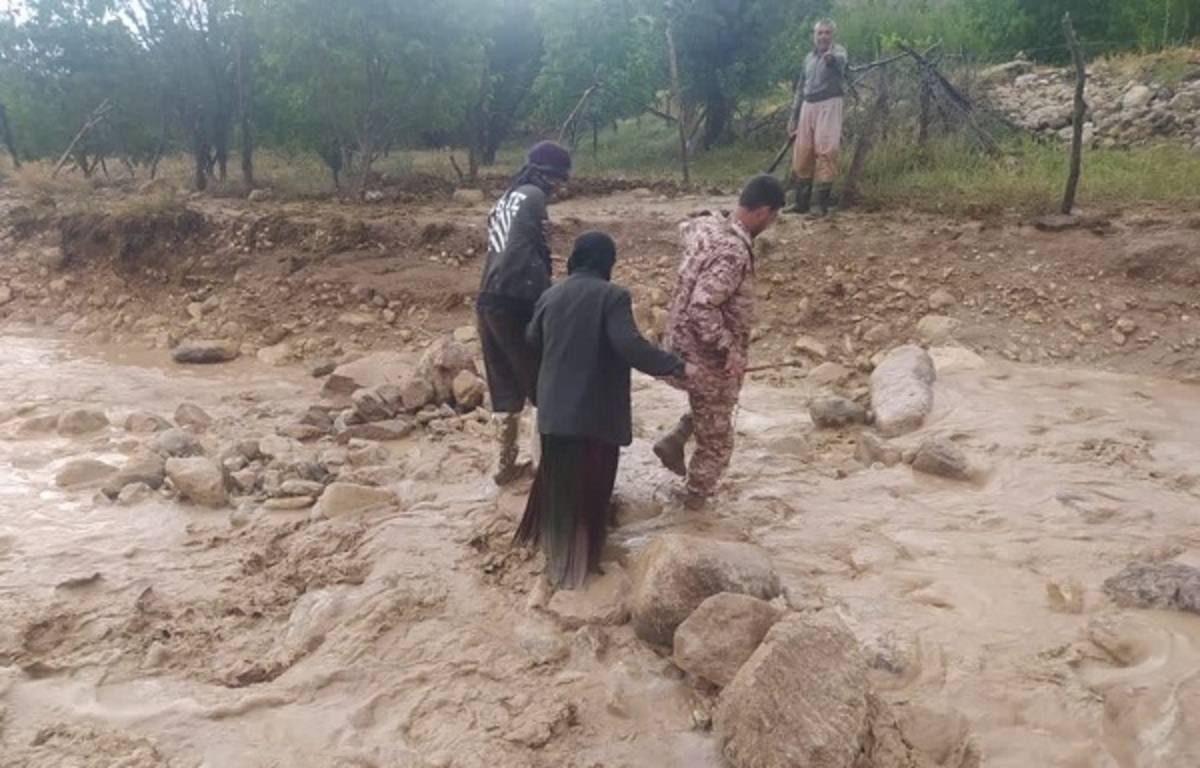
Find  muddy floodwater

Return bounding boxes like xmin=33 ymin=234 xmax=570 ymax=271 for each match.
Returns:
xmin=2 ymin=330 xmax=1200 ymax=767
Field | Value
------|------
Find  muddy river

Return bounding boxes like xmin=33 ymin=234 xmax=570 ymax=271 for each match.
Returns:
xmin=1 ymin=331 xmax=1199 ymax=767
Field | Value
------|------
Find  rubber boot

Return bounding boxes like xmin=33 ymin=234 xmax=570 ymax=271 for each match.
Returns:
xmin=784 ymin=179 xmax=812 ymax=215
xmin=653 ymin=413 xmax=693 ymax=477
xmin=492 ymin=412 xmax=522 ymax=486
xmin=813 ymin=183 xmax=835 ymax=218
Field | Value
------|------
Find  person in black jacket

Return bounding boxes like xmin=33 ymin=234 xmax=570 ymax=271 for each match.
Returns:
xmin=477 ymin=140 xmax=572 ymax=485
xmin=514 ymin=231 xmax=689 ymax=590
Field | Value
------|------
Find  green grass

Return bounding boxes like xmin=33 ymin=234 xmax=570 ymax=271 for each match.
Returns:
xmin=6 ymin=114 xmax=1199 ymax=217
xmin=855 ymin=136 xmax=1200 ymax=214
xmin=1101 ymin=46 xmax=1200 ymax=86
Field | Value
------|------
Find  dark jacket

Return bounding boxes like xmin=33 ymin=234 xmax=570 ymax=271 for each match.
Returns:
xmin=478 ymin=183 xmax=552 ymax=314
xmin=527 ymin=271 xmax=684 ymax=447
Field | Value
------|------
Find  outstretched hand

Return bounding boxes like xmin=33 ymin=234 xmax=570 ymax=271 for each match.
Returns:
xmin=725 ymin=352 xmax=747 ymax=378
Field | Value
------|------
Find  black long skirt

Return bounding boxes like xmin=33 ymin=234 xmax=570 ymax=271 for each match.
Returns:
xmin=513 ymin=434 xmax=620 ymax=590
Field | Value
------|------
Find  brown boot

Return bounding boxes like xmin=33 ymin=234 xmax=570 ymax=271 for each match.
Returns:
xmin=653 ymin=413 xmax=693 ymax=477
xmin=493 ymin=412 xmax=522 ymax=486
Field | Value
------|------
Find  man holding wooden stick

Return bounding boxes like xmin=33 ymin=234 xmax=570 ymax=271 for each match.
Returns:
xmin=785 ymin=18 xmax=848 ymax=217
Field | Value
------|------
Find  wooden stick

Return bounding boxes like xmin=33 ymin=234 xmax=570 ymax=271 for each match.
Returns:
xmin=664 ymin=6 xmax=691 ymax=185
xmin=52 ymin=100 xmax=113 ymax=179
xmin=745 ymin=359 xmax=810 ymax=374
xmin=558 ymin=83 xmax=602 ymax=145
xmin=1061 ymin=13 xmax=1087 ymax=215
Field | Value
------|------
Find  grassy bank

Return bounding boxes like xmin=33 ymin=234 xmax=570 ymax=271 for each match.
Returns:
xmin=4 ymin=119 xmax=1200 ymax=217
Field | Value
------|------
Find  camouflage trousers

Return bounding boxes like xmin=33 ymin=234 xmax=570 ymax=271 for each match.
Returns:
xmin=684 ymin=366 xmax=743 ymax=497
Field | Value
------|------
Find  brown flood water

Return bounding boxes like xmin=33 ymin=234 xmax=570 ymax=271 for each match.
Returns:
xmin=1 ymin=332 xmax=1200 ymax=767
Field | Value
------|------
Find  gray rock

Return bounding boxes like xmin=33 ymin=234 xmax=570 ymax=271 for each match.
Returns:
xmin=18 ymin=414 xmax=61 ymax=434
xmin=310 ymin=359 xmax=337 ymax=378
xmin=416 ymin=337 xmax=478 ymax=404
xmin=630 ymin=534 xmax=782 ymax=647
xmin=856 ymin=432 xmax=902 ymax=467
xmin=117 ymin=482 xmax=156 ymax=506
xmin=928 ymin=289 xmax=957 ymax=312
xmin=452 ymin=370 xmax=487 ymax=411
xmin=545 ymin=563 xmax=633 ymax=630
xmin=165 ymin=457 xmax=228 ymax=508
xmin=124 ymin=411 xmax=171 ymax=433
xmin=1102 ymin=562 xmax=1200 ymax=615
xmin=870 ymin=345 xmax=936 ymax=437
xmin=321 ymin=352 xmax=408 ymax=400
xmin=335 ymin=419 xmax=415 ymax=443
xmin=0 ymin=285 xmax=12 ymax=305
xmin=715 ymin=612 xmax=871 ymax=768
xmin=809 ymin=395 xmax=867 ymax=429
xmin=278 ymin=479 xmax=325 ymax=497
xmin=1122 ymin=84 xmax=1153 ymax=110
xmin=916 ymin=314 xmax=961 ymax=344
xmin=55 ymin=458 xmax=119 ymax=488
xmin=674 ymin=593 xmax=782 ymax=687
xmin=102 ymin=452 xmax=166 ymax=499
xmin=57 ymin=409 xmax=110 ymax=436
xmin=400 ymin=377 xmax=436 ymax=413
xmin=155 ymin=428 xmax=204 ymax=458
xmin=298 ymin=407 xmax=335 ymax=434
xmin=171 ymin=340 xmax=239 ymax=364
xmin=174 ymin=403 xmax=213 ymax=431
xmin=351 ymin=387 xmax=394 ymax=423
xmin=912 ymin=436 xmax=970 ymax=480
xmin=311 ymin=482 xmax=397 ymax=519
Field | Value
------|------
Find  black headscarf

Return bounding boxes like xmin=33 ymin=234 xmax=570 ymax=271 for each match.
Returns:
xmin=567 ymin=231 xmax=617 ymax=281
xmin=507 ymin=140 xmax=572 ymax=195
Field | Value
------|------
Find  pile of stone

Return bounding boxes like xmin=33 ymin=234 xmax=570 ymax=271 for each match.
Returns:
xmin=983 ymin=59 xmax=1200 ymax=150
xmin=537 ymin=531 xmax=981 ymax=767
xmin=45 ymin=334 xmax=492 ymax=517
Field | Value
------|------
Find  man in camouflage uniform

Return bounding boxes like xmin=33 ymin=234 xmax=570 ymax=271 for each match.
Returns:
xmin=654 ymin=175 xmax=785 ymax=509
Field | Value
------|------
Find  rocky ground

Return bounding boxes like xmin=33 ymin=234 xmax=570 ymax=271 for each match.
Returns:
xmin=3 ymin=181 xmax=1200 ymax=767
xmin=983 ymin=51 xmax=1200 ymax=149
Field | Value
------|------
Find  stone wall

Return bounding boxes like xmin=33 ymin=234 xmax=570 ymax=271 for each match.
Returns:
xmin=983 ymin=59 xmax=1200 ymax=151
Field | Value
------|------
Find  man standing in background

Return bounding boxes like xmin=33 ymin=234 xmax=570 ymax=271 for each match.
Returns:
xmin=786 ymin=18 xmax=848 ymax=217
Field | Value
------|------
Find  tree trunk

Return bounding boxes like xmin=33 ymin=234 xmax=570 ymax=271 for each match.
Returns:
xmin=701 ymin=87 xmax=733 ymax=150
xmin=1061 ymin=13 xmax=1087 ymax=215
xmin=0 ymin=100 xmax=20 ymax=168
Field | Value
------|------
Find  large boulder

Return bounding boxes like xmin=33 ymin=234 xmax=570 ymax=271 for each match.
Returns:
xmin=870 ymin=345 xmax=936 ymax=437
xmin=629 ymin=534 xmax=782 ymax=646
xmin=1102 ymin=562 xmax=1200 ymax=615
xmin=416 ymin=337 xmax=478 ymax=405
xmin=673 ymin=593 xmax=782 ymax=687
xmin=165 ymin=457 xmax=228 ymax=508
xmin=715 ymin=611 xmax=872 ymax=768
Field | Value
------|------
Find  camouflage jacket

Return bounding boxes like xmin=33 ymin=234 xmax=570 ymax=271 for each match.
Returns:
xmin=665 ymin=211 xmax=755 ymax=367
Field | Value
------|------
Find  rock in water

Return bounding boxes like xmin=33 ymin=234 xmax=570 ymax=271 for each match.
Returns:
xmin=311 ymin=482 xmax=397 ymax=519
xmin=171 ymin=340 xmax=239 ymax=364
xmin=55 ymin=458 xmax=119 ymax=488
xmin=164 ymin=457 xmax=228 ymax=508
xmin=155 ymin=428 xmax=204 ymax=458
xmin=57 ymin=409 xmax=110 ymax=436
xmin=629 ymin=534 xmax=782 ymax=646
xmin=546 ymin=563 xmax=633 ymax=630
xmin=124 ymin=411 xmax=171 ymax=433
xmin=715 ymin=612 xmax=871 ymax=768
xmin=870 ymin=345 xmax=936 ymax=437
xmin=1102 ymin=562 xmax=1200 ymax=615
xmin=103 ymin=452 xmax=167 ymax=499
xmin=809 ymin=395 xmax=867 ymax=429
xmin=912 ymin=436 xmax=971 ymax=480
xmin=174 ymin=403 xmax=213 ymax=431
xmin=674 ymin=593 xmax=782 ymax=687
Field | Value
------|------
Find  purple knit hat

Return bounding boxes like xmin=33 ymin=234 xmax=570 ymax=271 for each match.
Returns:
xmin=527 ymin=140 xmax=572 ymax=179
